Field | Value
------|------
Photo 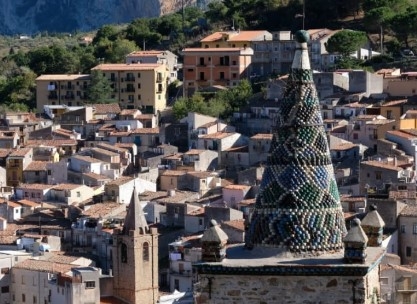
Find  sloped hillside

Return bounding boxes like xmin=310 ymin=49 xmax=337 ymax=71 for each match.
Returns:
xmin=0 ymin=0 xmax=199 ymax=35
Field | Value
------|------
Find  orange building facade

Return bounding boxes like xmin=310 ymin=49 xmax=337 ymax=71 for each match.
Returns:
xmin=182 ymin=48 xmax=253 ymax=97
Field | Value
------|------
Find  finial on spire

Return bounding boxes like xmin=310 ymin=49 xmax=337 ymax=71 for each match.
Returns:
xmin=295 ymin=30 xmax=309 ymax=43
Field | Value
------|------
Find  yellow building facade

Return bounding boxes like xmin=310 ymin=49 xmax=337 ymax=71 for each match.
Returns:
xmin=92 ymin=63 xmax=169 ymax=114
xmin=35 ymin=74 xmax=91 ymax=112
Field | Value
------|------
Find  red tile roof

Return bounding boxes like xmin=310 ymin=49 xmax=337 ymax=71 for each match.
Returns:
xmin=25 ymin=161 xmax=48 ymax=171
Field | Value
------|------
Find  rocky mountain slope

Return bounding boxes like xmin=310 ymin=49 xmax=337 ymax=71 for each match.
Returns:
xmin=0 ymin=0 xmax=200 ymax=35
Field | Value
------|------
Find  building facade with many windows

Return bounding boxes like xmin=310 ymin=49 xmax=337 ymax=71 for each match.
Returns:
xmin=92 ymin=63 xmax=169 ymax=113
xmin=35 ymin=74 xmax=91 ymax=112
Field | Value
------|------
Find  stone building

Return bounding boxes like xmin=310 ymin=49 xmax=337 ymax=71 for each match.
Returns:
xmin=193 ymin=30 xmax=385 ymax=304
xmin=112 ymin=188 xmax=158 ymax=304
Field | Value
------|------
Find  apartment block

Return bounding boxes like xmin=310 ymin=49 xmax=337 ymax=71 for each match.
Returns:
xmin=91 ymin=63 xmax=169 ymax=113
xmin=182 ymin=47 xmax=253 ymax=97
xmin=35 ymin=74 xmax=91 ymax=112
xmin=126 ymin=50 xmax=178 ymax=83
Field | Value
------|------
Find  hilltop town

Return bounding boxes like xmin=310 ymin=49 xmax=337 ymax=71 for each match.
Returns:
xmin=0 ymin=24 xmax=417 ymax=304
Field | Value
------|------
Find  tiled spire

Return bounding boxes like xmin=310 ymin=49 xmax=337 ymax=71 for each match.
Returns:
xmin=123 ymin=187 xmax=148 ymax=234
xmin=245 ymin=30 xmax=347 ymax=254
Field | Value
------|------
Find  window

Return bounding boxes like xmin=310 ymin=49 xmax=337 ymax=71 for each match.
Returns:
xmin=85 ymin=281 xmax=95 ymax=289
xmin=174 ymin=279 xmax=179 ymax=291
xmin=401 ymin=225 xmax=406 ymax=233
xmin=413 ymin=224 xmax=417 ymax=234
xmin=137 ymin=73 xmax=141 ymax=78
xmin=33 ymin=296 xmax=37 ymax=303
xmin=143 ymin=242 xmax=149 ymax=261
xmin=199 ymin=218 xmax=203 ymax=225
xmin=76 ymin=192 xmax=81 ymax=197
xmin=137 ymin=83 xmax=141 ymax=89
xmin=1 ymin=286 xmax=8 ymax=293
xmin=353 ymin=133 xmax=358 ymax=140
xmin=21 ymin=275 xmax=25 ymax=284
xmin=22 ymin=294 xmax=26 ymax=302
xmin=1 ymin=267 xmax=9 ymax=274
xmin=375 ymin=171 xmax=382 ymax=180
xmin=121 ymin=243 xmax=128 ymax=263
xmin=406 ymin=246 xmax=412 ymax=257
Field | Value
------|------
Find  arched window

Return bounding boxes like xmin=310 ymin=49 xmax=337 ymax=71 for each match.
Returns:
xmin=143 ymin=242 xmax=149 ymax=261
xmin=121 ymin=243 xmax=127 ymax=263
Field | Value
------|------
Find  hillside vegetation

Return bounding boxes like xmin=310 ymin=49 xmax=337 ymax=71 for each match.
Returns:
xmin=1 ymin=0 xmax=417 ymax=112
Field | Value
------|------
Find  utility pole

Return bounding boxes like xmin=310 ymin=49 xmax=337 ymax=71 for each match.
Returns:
xmin=302 ymin=0 xmax=305 ymax=30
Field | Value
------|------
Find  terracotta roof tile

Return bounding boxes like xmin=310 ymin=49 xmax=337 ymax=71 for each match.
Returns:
xmin=106 ymin=176 xmax=134 ymax=186
xmin=131 ymin=127 xmax=159 ymax=134
xmin=9 ymin=148 xmax=32 ymax=157
xmin=82 ymin=172 xmax=111 ymax=180
xmin=36 ymin=74 xmax=90 ymax=81
xmin=17 ymin=199 xmax=40 ymax=207
xmin=381 ymin=99 xmax=407 ymax=107
xmin=92 ymin=103 xmax=121 ymax=114
xmin=0 ymin=149 xmax=12 ymax=158
xmin=25 ymin=161 xmax=48 ymax=171
xmin=200 ymin=132 xmax=235 ymax=139
xmin=251 ymin=133 xmax=273 ymax=140
xmin=17 ymin=184 xmax=53 ymax=190
xmin=83 ymin=202 xmax=125 ymax=218
xmin=361 ymin=160 xmax=403 ymax=171
xmin=160 ymin=170 xmax=187 ymax=176
xmin=224 ymin=184 xmax=251 ymax=190
xmin=13 ymin=259 xmax=74 ymax=273
xmin=72 ymin=155 xmax=103 ymax=163
xmin=52 ymin=183 xmax=82 ymax=191
xmin=387 ymin=130 xmax=417 ymax=140
xmin=331 ymin=143 xmax=358 ymax=151
xmin=221 ymin=219 xmax=245 ymax=232
xmin=184 ymin=149 xmax=205 ymax=155
xmin=26 ymin=139 xmax=77 ymax=147
xmin=92 ymin=64 xmax=162 ymax=71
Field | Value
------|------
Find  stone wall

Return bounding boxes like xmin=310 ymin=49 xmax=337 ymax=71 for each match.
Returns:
xmin=195 ymin=269 xmax=381 ymax=304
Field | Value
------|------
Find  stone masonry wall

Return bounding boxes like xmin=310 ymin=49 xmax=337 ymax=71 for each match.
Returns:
xmin=195 ymin=267 xmax=381 ymax=304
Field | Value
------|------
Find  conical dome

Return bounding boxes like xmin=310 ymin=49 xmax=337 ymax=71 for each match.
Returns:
xmin=245 ymin=30 xmax=347 ymax=254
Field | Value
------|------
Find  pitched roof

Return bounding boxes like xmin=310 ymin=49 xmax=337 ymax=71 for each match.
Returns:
xmin=25 ymin=161 xmax=48 ymax=171
xmin=13 ymin=259 xmax=74 ymax=273
xmin=92 ymin=103 xmax=121 ymax=114
xmin=123 ymin=187 xmax=148 ymax=234
xmin=361 ymin=160 xmax=403 ymax=171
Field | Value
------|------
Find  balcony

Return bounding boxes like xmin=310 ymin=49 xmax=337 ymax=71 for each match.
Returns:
xmin=48 ymin=94 xmax=58 ymax=100
xmin=125 ymin=76 xmax=135 ymax=82
xmin=126 ymin=88 xmax=135 ymax=93
xmin=156 ymin=74 xmax=163 ymax=83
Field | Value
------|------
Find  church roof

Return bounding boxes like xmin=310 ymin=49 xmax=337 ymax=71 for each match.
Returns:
xmin=123 ymin=187 xmax=148 ymax=234
xmin=245 ymin=30 xmax=347 ymax=255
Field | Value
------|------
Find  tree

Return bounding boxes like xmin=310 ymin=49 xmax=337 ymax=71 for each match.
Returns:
xmin=92 ymin=25 xmax=120 ymax=45
xmin=363 ymin=7 xmax=394 ymax=54
xmin=107 ymin=39 xmax=138 ymax=63
xmin=87 ymin=70 xmax=114 ymax=103
xmin=27 ymin=45 xmax=79 ymax=74
xmin=325 ymin=30 xmax=367 ymax=57
xmin=389 ymin=8 xmax=417 ymax=47
xmin=362 ymin=0 xmax=408 ymax=13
